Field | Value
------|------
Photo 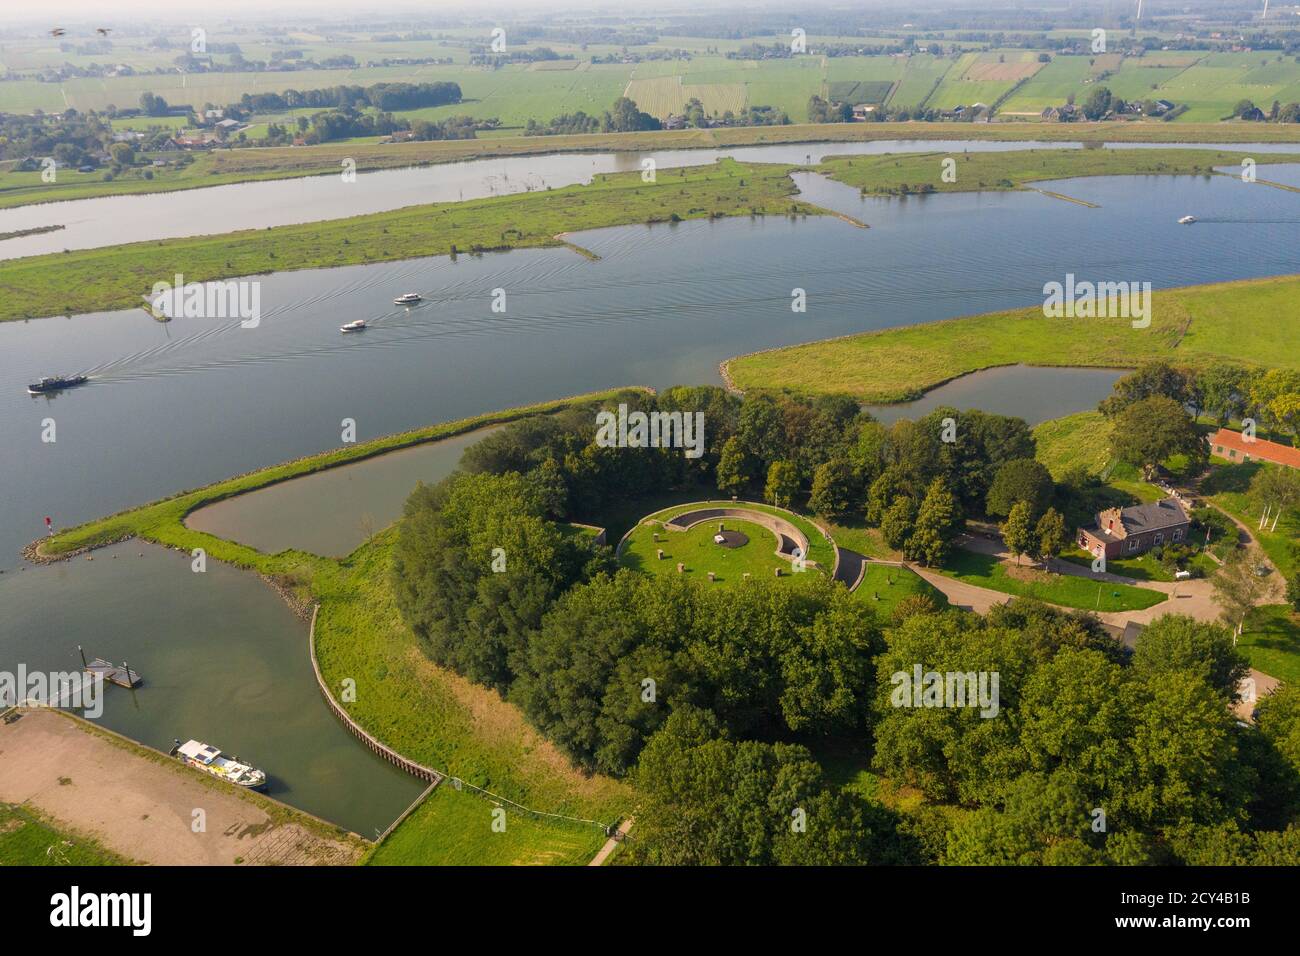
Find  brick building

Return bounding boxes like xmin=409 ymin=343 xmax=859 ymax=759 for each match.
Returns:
xmin=1077 ymin=498 xmax=1191 ymax=559
xmin=1209 ymin=428 xmax=1300 ymax=470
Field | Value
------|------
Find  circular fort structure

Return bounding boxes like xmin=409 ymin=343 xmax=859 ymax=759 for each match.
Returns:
xmin=616 ymin=501 xmax=842 ymax=585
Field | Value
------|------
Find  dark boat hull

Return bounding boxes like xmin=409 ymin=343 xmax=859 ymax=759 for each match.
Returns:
xmin=27 ymin=376 xmax=87 ymax=394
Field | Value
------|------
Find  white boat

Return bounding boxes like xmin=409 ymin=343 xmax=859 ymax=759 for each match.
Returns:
xmin=340 ymin=319 xmax=367 ymax=333
xmin=171 ymin=739 xmax=267 ymax=790
xmin=393 ymin=293 xmax=422 ymax=305
xmin=1178 ymin=215 xmax=1197 ymax=224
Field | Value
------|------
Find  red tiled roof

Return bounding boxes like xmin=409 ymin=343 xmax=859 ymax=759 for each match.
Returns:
xmin=1210 ymin=428 xmax=1300 ymax=469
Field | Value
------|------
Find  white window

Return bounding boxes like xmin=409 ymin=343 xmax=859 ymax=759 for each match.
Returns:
xmin=1173 ymin=529 xmax=1183 ymax=542
xmin=1154 ymin=532 xmax=1164 ymax=545
xmin=1128 ymin=538 xmax=1139 ymax=551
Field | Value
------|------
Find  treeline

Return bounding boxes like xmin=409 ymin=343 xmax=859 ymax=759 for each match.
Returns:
xmin=524 ymin=96 xmax=661 ymax=136
xmin=234 ymin=81 xmax=462 ymax=116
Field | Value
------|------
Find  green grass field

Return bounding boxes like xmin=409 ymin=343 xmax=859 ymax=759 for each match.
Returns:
xmin=726 ymin=274 xmax=1300 ymax=404
xmin=815 ymin=146 xmax=1298 ymax=195
xmin=926 ymin=50 xmax=1044 ymax=111
xmin=1032 ymin=411 xmax=1114 ymax=480
xmin=621 ymin=516 xmax=807 ymax=582
xmin=1240 ymin=605 xmax=1300 ymax=686
xmin=618 ymin=500 xmax=837 ymax=572
xmin=938 ymin=549 xmax=1166 ymax=612
xmin=1202 ymin=460 xmax=1300 ymax=581
xmin=851 ymin=563 xmax=948 ymax=616
xmin=0 ymin=802 xmax=130 ymax=865
xmin=366 ymin=788 xmax=608 ymax=866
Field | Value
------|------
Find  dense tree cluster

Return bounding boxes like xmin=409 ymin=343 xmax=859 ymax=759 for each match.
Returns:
xmin=387 ymin=385 xmax=1300 ymax=865
xmin=235 ymin=81 xmax=462 ymax=115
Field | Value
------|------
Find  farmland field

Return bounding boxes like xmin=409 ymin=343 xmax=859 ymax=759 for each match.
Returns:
xmin=998 ymin=56 xmax=1094 ymax=113
xmin=927 ymin=51 xmax=1044 ymax=110
xmin=888 ymin=54 xmax=956 ymax=109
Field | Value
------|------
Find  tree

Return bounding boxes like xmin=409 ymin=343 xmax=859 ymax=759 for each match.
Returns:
xmin=808 ymin=459 xmax=858 ymax=521
xmin=1081 ymin=85 xmax=1113 ymax=120
xmin=765 ymin=460 xmax=799 ymax=509
xmin=1035 ymin=507 xmax=1067 ymax=570
xmin=139 ymin=91 xmax=170 ymax=116
xmin=715 ymin=436 xmax=755 ymax=496
xmin=108 ymin=142 xmax=134 ymax=165
xmin=865 ymin=466 xmax=909 ymax=527
xmin=1199 ymin=362 xmax=1249 ymax=426
xmin=881 ymin=496 xmax=919 ymax=552
xmin=1212 ymin=549 xmax=1270 ymax=639
xmin=1099 ymin=362 xmax=1195 ymax=419
xmin=1002 ymin=500 xmax=1035 ymax=565
xmin=605 ymin=96 xmax=661 ymax=132
xmin=985 ymin=458 xmax=1054 ymax=520
xmin=1288 ymin=573 xmax=1300 ymax=613
xmin=906 ymin=477 xmax=963 ymax=566
xmin=1249 ymin=465 xmax=1300 ymax=531
xmin=1110 ymin=396 xmax=1206 ymax=480
xmin=1131 ymin=615 xmax=1250 ymax=701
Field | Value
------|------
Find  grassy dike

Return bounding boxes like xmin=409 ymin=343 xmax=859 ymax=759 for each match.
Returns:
xmin=33 ymin=390 xmax=642 ymax=865
xmin=724 ymin=274 xmax=1300 ymax=403
xmin=5 ymin=121 xmax=1300 ymax=211
xmin=0 ymin=159 xmax=811 ymax=322
xmin=814 ymin=147 xmax=1300 ymax=195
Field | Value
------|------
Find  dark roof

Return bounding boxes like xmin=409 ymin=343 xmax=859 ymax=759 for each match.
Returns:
xmin=1120 ymin=498 xmax=1190 ymax=535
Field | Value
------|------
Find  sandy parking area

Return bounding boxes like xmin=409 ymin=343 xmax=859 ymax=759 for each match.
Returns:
xmin=0 ymin=709 xmax=364 ymax=865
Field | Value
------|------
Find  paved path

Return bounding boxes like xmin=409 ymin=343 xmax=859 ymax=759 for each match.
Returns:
xmin=588 ymin=818 xmax=633 ymax=867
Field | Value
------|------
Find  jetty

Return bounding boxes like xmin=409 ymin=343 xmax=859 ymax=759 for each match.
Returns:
xmin=78 ymin=646 xmax=142 ymax=689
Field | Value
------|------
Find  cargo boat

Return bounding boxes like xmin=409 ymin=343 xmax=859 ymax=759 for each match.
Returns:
xmin=170 ymin=739 xmax=267 ymax=790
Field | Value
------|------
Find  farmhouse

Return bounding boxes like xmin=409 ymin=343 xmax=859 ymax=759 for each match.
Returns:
xmin=1210 ymin=428 xmax=1300 ymax=470
xmin=1077 ymin=498 xmax=1191 ymax=559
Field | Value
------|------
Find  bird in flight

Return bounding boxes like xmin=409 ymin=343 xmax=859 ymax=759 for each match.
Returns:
xmin=97 ymin=28 xmax=112 ymax=36
xmin=50 ymin=28 xmax=67 ymax=37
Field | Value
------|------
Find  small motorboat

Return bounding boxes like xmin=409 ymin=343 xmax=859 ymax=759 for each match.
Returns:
xmin=1178 ymin=215 xmax=1196 ymax=225
xmin=393 ymin=293 xmax=422 ymax=306
xmin=340 ymin=319 xmax=367 ymax=333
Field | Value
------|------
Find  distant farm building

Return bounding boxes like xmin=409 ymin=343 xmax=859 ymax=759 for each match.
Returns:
xmin=1210 ymin=428 xmax=1300 ymax=470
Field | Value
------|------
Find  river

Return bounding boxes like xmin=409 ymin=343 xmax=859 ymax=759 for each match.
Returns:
xmin=3 ymin=138 xmax=1298 ymax=259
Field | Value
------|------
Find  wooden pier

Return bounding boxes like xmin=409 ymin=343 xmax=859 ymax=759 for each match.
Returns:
xmin=78 ymin=647 xmax=141 ymax=689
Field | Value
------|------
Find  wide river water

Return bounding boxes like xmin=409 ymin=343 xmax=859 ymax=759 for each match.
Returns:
xmin=3 ymin=138 xmax=1300 ymax=258
xmin=2 ymin=145 xmax=1298 ymax=836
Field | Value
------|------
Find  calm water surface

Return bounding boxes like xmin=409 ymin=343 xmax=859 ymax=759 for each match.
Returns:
xmin=864 ymin=365 xmax=1123 ymax=426
xmin=0 ymin=540 xmax=423 ymax=836
xmin=3 ymin=138 xmax=1295 ymax=258
xmin=186 ymin=426 xmax=500 ymax=556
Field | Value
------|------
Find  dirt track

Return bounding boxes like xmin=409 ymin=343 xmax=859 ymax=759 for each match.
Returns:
xmin=0 ymin=709 xmax=364 ymax=865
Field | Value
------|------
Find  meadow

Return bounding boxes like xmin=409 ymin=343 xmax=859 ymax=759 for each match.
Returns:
xmin=815 ymin=146 xmax=1287 ymax=195
xmin=725 ymin=274 xmax=1300 ymax=404
xmin=621 ymin=516 xmax=810 ymax=582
